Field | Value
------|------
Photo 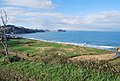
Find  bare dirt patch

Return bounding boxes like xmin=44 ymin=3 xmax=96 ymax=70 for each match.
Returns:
xmin=71 ymin=53 xmax=115 ymax=61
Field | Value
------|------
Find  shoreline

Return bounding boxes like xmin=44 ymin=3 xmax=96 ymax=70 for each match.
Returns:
xmin=22 ymin=37 xmax=115 ymax=50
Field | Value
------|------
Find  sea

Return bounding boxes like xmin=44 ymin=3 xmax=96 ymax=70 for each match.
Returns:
xmin=15 ymin=31 xmax=120 ymax=50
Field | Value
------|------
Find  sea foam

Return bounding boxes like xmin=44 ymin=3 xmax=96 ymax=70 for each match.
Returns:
xmin=26 ymin=37 xmax=116 ymax=50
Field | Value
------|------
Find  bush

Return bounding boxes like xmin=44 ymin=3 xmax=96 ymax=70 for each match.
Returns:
xmin=72 ymin=60 xmax=120 ymax=74
xmin=0 ymin=54 xmax=5 ymax=58
xmin=40 ymin=54 xmax=72 ymax=64
xmin=0 ymin=67 xmax=30 ymax=81
xmin=8 ymin=56 xmax=21 ymax=62
xmin=35 ymin=54 xmax=120 ymax=74
xmin=0 ymin=50 xmax=6 ymax=55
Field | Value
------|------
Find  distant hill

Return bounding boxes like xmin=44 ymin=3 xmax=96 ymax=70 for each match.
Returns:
xmin=4 ymin=25 xmax=48 ymax=34
xmin=58 ymin=29 xmax=66 ymax=32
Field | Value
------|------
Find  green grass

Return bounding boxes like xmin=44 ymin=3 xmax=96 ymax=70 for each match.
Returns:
xmin=86 ymin=48 xmax=108 ymax=54
xmin=0 ymin=60 xmax=120 ymax=81
xmin=109 ymin=58 xmax=120 ymax=69
xmin=6 ymin=38 xmax=110 ymax=58
xmin=64 ymin=52 xmax=80 ymax=57
xmin=0 ymin=38 xmax=119 ymax=81
xmin=33 ymin=41 xmax=73 ymax=48
xmin=0 ymin=54 xmax=5 ymax=61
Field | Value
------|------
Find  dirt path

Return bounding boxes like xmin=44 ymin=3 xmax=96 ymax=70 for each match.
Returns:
xmin=71 ymin=53 xmax=115 ymax=61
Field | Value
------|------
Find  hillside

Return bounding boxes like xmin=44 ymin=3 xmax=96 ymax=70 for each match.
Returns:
xmin=4 ymin=25 xmax=47 ymax=34
xmin=0 ymin=38 xmax=120 ymax=81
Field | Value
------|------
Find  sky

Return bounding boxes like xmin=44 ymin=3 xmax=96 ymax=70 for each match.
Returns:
xmin=0 ymin=0 xmax=120 ymax=31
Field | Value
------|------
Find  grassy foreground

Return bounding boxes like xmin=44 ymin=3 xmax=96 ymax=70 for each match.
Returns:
xmin=0 ymin=38 xmax=120 ymax=81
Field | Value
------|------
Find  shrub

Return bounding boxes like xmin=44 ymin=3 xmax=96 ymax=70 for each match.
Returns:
xmin=40 ymin=54 xmax=72 ymax=64
xmin=72 ymin=60 xmax=120 ymax=74
xmin=0 ymin=67 xmax=31 ymax=81
xmin=8 ymin=56 xmax=21 ymax=62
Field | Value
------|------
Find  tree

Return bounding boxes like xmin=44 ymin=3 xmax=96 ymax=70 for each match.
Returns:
xmin=0 ymin=9 xmax=9 ymax=55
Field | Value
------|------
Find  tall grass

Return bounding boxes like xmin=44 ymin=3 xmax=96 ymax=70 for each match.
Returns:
xmin=0 ymin=38 xmax=118 ymax=81
xmin=0 ymin=53 xmax=120 ymax=81
xmin=0 ymin=60 xmax=120 ymax=81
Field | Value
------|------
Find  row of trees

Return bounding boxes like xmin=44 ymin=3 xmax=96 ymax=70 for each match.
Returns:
xmin=0 ymin=9 xmax=9 ymax=55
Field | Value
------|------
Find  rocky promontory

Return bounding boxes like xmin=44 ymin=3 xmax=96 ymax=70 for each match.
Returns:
xmin=4 ymin=25 xmax=49 ymax=34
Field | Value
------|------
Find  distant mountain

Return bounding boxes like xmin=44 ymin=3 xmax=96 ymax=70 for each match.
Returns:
xmin=58 ymin=29 xmax=66 ymax=32
xmin=3 ymin=25 xmax=49 ymax=34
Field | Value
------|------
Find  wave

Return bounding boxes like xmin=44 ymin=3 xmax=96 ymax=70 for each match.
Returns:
xmin=54 ymin=42 xmax=115 ymax=50
xmin=26 ymin=37 xmax=116 ymax=50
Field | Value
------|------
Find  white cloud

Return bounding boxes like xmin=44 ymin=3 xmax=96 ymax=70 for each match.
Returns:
xmin=4 ymin=0 xmax=53 ymax=9
xmin=25 ymin=12 xmax=65 ymax=18
xmin=1 ymin=7 xmax=26 ymax=16
xmin=1 ymin=6 xmax=120 ymax=31
xmin=82 ymin=10 xmax=120 ymax=25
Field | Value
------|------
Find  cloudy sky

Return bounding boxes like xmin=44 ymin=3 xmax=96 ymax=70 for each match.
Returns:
xmin=0 ymin=0 xmax=120 ymax=31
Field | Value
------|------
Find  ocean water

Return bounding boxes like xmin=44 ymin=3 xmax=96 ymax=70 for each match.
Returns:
xmin=15 ymin=31 xmax=120 ymax=50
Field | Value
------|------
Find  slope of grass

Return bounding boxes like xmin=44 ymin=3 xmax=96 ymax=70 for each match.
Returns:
xmin=0 ymin=60 xmax=120 ymax=81
xmin=7 ymin=38 xmax=111 ymax=57
xmin=109 ymin=58 xmax=120 ymax=69
xmin=0 ymin=38 xmax=119 ymax=81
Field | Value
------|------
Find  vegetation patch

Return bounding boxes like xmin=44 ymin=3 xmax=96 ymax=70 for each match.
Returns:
xmin=0 ymin=60 xmax=120 ymax=81
xmin=0 ymin=38 xmax=118 ymax=81
xmin=7 ymin=38 xmax=111 ymax=58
